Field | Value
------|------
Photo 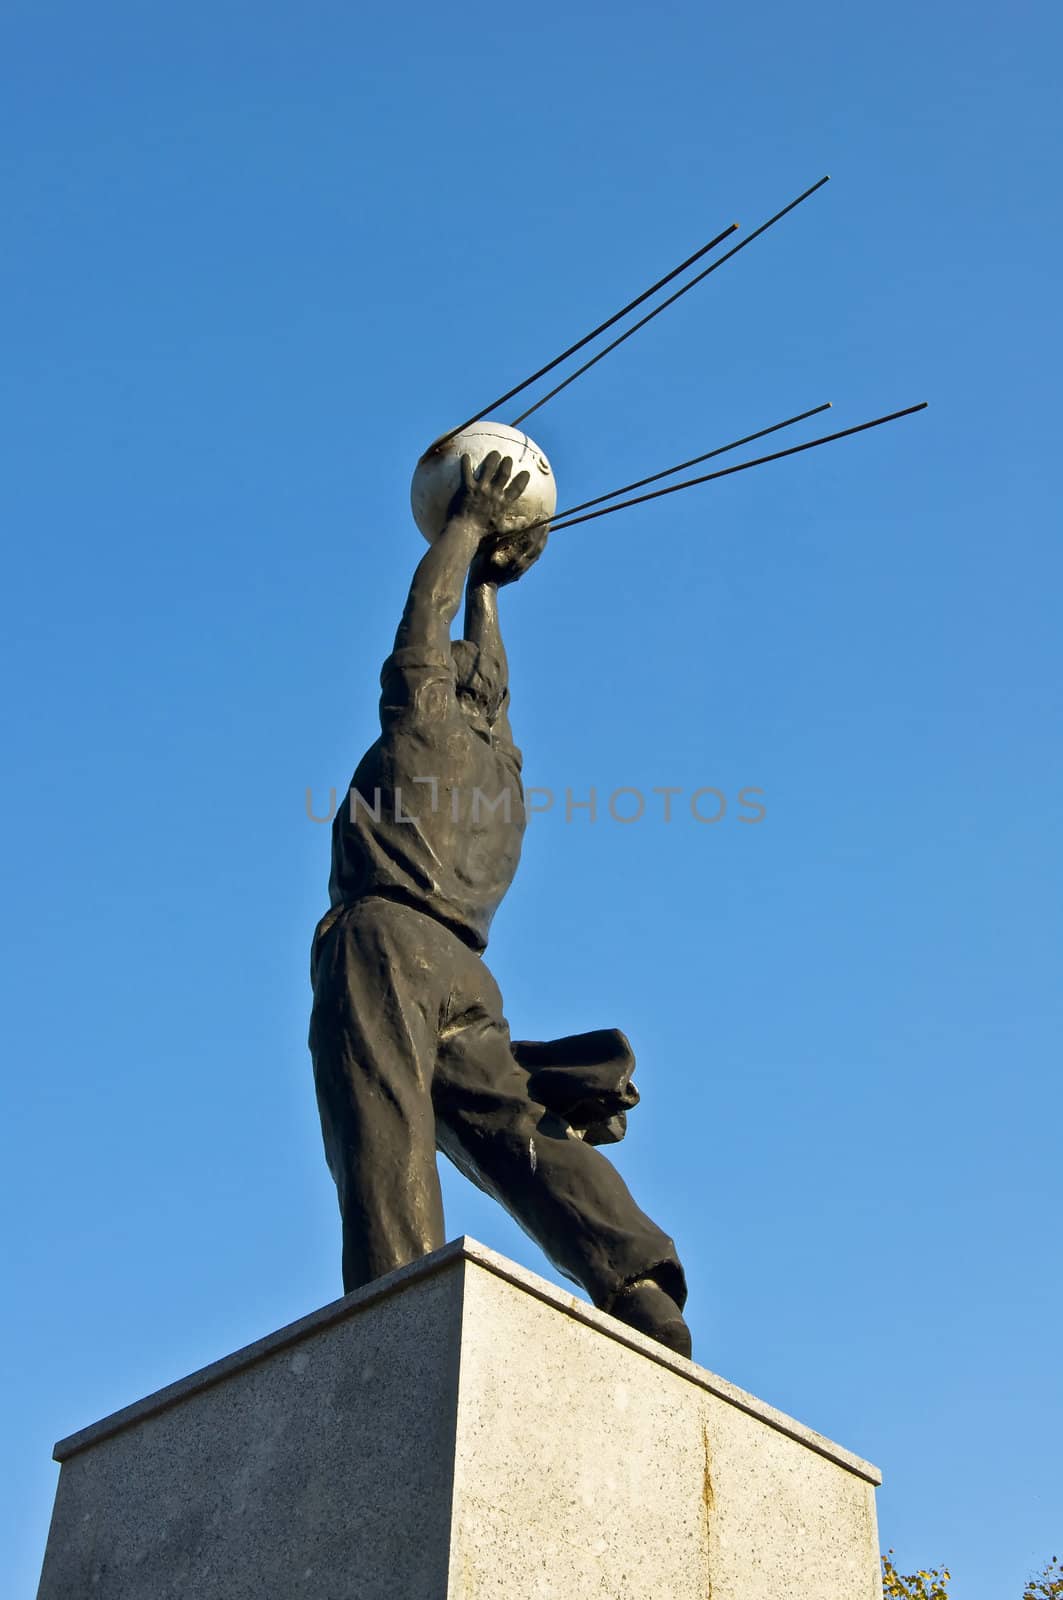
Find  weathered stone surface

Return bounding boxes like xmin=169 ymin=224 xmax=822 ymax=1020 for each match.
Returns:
xmin=38 ymin=1239 xmax=883 ymax=1599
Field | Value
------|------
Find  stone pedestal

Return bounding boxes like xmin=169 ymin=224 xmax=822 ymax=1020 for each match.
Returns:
xmin=38 ymin=1238 xmax=883 ymax=1599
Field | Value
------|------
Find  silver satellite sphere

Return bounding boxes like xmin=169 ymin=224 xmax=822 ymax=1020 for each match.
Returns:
xmin=411 ymin=421 xmax=557 ymax=544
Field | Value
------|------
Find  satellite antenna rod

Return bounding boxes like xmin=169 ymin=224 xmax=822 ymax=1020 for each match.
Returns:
xmin=536 ymin=402 xmax=928 ymax=531
xmin=433 ymin=222 xmax=740 ymax=447
xmin=511 ymin=175 xmax=831 ymax=428
xmin=547 ymin=402 xmax=832 ymax=522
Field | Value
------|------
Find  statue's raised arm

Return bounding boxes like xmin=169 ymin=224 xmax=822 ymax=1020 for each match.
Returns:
xmin=394 ymin=451 xmax=530 ymax=654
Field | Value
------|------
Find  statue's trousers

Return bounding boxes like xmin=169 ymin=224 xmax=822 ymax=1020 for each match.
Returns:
xmin=309 ymin=895 xmax=686 ymax=1311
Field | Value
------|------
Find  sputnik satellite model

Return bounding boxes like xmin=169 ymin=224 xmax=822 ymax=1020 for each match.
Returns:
xmin=410 ymin=175 xmax=925 ymax=549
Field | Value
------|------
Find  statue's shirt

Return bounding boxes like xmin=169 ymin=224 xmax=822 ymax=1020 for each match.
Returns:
xmin=324 ymin=645 xmax=526 ymax=952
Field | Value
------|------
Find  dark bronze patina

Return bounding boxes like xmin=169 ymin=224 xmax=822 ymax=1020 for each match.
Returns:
xmin=309 ymin=452 xmax=691 ymax=1356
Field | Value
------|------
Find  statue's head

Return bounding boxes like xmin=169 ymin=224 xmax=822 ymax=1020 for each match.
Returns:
xmin=451 ymin=640 xmax=506 ymax=729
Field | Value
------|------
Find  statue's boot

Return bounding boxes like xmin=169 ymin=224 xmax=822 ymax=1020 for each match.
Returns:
xmin=608 ymin=1277 xmax=693 ymax=1359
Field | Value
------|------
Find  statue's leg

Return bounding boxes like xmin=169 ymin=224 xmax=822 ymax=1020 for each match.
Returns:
xmin=433 ymin=944 xmax=687 ymax=1318
xmin=308 ymin=896 xmax=450 ymax=1294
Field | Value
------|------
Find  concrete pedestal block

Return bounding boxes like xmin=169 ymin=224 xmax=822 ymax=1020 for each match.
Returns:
xmin=38 ymin=1238 xmax=883 ymax=1599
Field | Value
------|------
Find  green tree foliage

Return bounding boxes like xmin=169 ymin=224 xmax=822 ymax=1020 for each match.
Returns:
xmin=882 ymin=1550 xmax=951 ymax=1599
xmin=881 ymin=1550 xmax=1062 ymax=1598
xmin=1024 ymin=1555 xmax=1063 ymax=1600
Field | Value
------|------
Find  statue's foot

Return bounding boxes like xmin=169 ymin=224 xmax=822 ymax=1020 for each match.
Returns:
xmin=608 ymin=1278 xmax=693 ymax=1359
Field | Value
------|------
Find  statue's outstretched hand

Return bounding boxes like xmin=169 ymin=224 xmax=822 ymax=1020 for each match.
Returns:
xmin=449 ymin=452 xmax=548 ymax=588
xmin=449 ymin=451 xmax=531 ymax=531
xmin=470 ymin=521 xmax=549 ymax=588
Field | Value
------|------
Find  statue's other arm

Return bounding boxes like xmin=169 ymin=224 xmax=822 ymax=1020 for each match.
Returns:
xmin=460 ymin=467 xmax=550 ymax=742
xmin=464 ymin=576 xmax=514 ymax=742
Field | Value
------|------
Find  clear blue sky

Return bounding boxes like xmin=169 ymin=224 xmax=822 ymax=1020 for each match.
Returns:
xmin=3 ymin=2 xmax=1060 ymax=1594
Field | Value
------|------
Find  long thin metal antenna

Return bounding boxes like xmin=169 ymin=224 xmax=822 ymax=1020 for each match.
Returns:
xmin=432 ymin=221 xmax=739 ymax=449
xmin=549 ymin=402 xmax=832 ymax=522
xmin=512 ymin=176 xmax=830 ymax=428
xmin=537 ymin=403 xmax=928 ymax=531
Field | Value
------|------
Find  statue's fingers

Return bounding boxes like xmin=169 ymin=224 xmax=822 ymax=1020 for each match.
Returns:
xmin=504 ymin=469 xmax=531 ymax=502
xmin=460 ymin=453 xmax=475 ymax=492
xmin=491 ymin=454 xmax=513 ymax=489
xmin=477 ymin=450 xmax=501 ymax=483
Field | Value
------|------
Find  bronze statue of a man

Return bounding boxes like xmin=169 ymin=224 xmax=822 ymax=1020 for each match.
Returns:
xmin=309 ymin=451 xmax=690 ymax=1355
